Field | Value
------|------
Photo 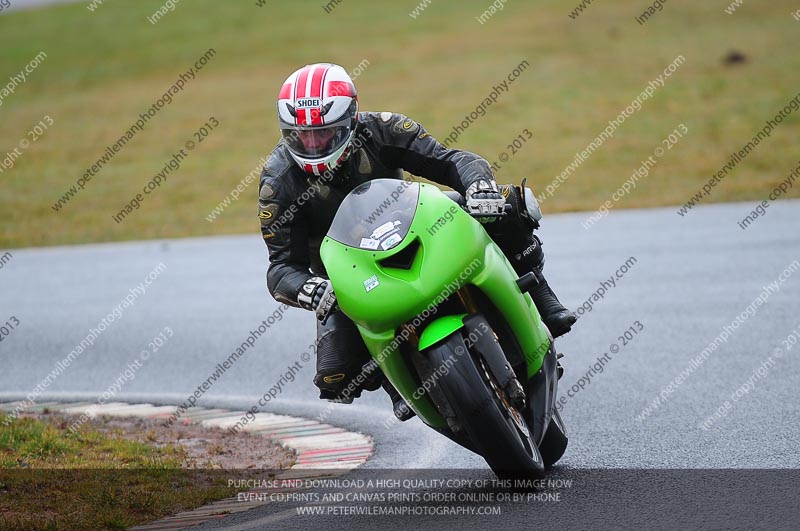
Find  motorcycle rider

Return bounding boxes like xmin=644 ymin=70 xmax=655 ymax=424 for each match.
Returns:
xmin=258 ymin=63 xmax=576 ymax=419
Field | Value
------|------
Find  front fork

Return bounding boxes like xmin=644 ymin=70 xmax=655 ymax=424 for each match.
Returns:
xmin=461 ymin=314 xmax=526 ymax=408
xmin=458 ymin=311 xmax=559 ymax=446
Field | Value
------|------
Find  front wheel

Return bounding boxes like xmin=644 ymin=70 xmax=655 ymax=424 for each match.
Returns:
xmin=427 ymin=332 xmax=544 ymax=478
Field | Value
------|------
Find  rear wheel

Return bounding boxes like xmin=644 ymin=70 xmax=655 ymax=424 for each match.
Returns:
xmin=427 ymin=332 xmax=544 ymax=478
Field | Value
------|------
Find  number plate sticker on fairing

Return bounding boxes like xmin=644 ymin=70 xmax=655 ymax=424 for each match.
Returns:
xmin=380 ymin=233 xmax=402 ymax=250
xmin=371 ymin=221 xmax=397 ymax=239
xmin=359 ymin=237 xmax=380 ymax=250
xmin=363 ymin=275 xmax=380 ymax=292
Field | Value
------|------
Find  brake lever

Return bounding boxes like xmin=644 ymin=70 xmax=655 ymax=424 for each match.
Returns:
xmin=319 ymin=309 xmax=335 ymax=326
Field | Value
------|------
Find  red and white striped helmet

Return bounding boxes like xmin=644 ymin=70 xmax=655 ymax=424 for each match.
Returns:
xmin=277 ymin=63 xmax=359 ymax=176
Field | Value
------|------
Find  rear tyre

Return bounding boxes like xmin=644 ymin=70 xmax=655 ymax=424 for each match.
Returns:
xmin=427 ymin=332 xmax=544 ymax=478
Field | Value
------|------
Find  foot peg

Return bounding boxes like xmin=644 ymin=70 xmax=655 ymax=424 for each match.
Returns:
xmin=516 ymin=272 xmax=539 ymax=293
xmin=382 ymin=380 xmax=416 ymax=422
xmin=319 ymin=392 xmax=355 ymax=404
xmin=393 ymin=399 xmax=416 ymax=422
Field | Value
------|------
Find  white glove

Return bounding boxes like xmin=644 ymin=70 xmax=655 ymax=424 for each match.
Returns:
xmin=297 ymin=276 xmax=339 ymax=323
xmin=465 ymin=180 xmax=505 ymax=222
xmin=313 ymin=281 xmax=338 ymax=324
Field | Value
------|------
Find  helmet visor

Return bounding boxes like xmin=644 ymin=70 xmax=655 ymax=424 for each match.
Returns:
xmin=281 ymin=125 xmax=350 ymax=159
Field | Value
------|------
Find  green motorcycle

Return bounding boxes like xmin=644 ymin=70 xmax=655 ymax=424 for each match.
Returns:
xmin=320 ymin=178 xmax=568 ymax=477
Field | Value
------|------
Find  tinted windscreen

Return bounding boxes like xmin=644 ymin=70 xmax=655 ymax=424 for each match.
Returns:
xmin=327 ymin=179 xmax=419 ymax=250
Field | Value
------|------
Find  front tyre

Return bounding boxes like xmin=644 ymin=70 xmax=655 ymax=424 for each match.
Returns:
xmin=427 ymin=332 xmax=544 ymax=478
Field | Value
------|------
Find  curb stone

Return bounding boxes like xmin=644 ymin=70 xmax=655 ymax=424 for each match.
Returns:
xmin=0 ymin=401 xmax=374 ymax=530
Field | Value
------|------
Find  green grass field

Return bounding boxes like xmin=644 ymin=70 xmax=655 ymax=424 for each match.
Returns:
xmin=0 ymin=0 xmax=798 ymax=248
xmin=0 ymin=416 xmax=239 ymax=530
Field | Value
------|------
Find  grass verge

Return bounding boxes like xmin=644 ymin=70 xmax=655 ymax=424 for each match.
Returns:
xmin=0 ymin=0 xmax=798 ymax=247
xmin=0 ymin=413 xmax=287 ymax=531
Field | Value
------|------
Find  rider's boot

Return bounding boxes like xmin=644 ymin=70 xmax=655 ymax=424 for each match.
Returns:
xmin=529 ymin=266 xmax=577 ymax=338
xmin=314 ymin=312 xmax=382 ymax=402
xmin=487 ymin=184 xmax=578 ymax=339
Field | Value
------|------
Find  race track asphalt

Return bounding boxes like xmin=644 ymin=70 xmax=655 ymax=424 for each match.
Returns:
xmin=2 ymin=199 xmax=799 ymax=530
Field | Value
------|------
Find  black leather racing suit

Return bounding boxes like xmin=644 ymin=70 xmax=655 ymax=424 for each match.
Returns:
xmin=258 ymin=111 xmax=548 ymax=399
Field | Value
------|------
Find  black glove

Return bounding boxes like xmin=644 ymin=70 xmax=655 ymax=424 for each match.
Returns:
xmin=465 ymin=179 xmax=505 ymax=222
xmin=297 ymin=276 xmax=338 ymax=322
